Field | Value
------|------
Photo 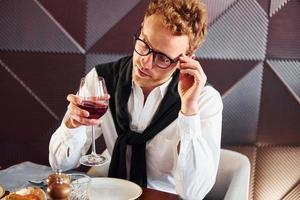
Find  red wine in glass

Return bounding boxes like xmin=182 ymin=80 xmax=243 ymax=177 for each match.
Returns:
xmin=79 ymin=101 xmax=108 ymax=119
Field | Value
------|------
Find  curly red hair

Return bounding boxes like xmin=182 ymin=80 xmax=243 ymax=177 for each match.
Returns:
xmin=144 ymin=0 xmax=208 ymax=55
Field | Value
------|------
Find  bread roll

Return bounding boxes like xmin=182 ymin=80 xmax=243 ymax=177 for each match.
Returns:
xmin=5 ymin=187 xmax=46 ymax=200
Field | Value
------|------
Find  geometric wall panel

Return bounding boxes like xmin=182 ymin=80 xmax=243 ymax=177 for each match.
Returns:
xmin=88 ymin=0 xmax=147 ymax=54
xmin=199 ymin=59 xmax=258 ymax=95
xmin=267 ymin=59 xmax=300 ymax=102
xmin=0 ymin=141 xmax=52 ymax=170
xmin=0 ymin=58 xmax=58 ymax=120
xmin=222 ymin=63 xmax=263 ymax=145
xmin=0 ymin=59 xmax=58 ymax=138
xmin=257 ymin=64 xmax=300 ymax=145
xmin=0 ymin=0 xmax=299 ymax=198
xmin=266 ymin=0 xmax=300 ymax=59
xmin=85 ymin=53 xmax=126 ymax=73
xmin=269 ymin=0 xmax=290 ymax=16
xmin=0 ymin=52 xmax=84 ymax=118
xmin=0 ymin=0 xmax=83 ymax=53
xmin=255 ymin=147 xmax=300 ymax=200
xmin=0 ymin=60 xmax=57 ymax=168
xmin=257 ymin=0 xmax=271 ymax=13
xmin=85 ymin=0 xmax=141 ymax=50
xmin=202 ymin=0 xmax=237 ymax=24
xmin=282 ymin=183 xmax=300 ymax=200
xmin=196 ymin=0 xmax=268 ymax=60
xmin=37 ymin=0 xmax=88 ymax=48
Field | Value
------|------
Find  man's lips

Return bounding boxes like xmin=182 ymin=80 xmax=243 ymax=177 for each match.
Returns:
xmin=136 ymin=65 xmax=150 ymax=77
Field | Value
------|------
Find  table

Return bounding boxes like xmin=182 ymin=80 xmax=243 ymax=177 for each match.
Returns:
xmin=141 ymin=188 xmax=180 ymax=200
xmin=0 ymin=162 xmax=180 ymax=200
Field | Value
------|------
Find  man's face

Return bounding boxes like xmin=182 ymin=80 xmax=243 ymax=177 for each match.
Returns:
xmin=132 ymin=14 xmax=189 ymax=91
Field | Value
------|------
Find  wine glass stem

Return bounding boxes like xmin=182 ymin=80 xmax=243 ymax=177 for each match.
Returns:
xmin=91 ymin=125 xmax=97 ymax=156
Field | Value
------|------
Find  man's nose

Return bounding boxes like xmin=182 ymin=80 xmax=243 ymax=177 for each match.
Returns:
xmin=140 ymin=54 xmax=153 ymax=69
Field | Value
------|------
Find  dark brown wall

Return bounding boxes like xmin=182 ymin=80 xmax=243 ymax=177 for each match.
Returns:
xmin=0 ymin=0 xmax=299 ymax=199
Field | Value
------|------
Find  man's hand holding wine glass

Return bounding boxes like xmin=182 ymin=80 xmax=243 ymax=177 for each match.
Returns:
xmin=65 ymin=93 xmax=110 ymax=129
xmin=62 ymin=76 xmax=111 ymax=166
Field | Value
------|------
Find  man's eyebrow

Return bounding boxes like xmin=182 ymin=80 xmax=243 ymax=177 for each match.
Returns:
xmin=140 ymin=32 xmax=153 ymax=48
xmin=140 ymin=31 xmax=178 ymax=60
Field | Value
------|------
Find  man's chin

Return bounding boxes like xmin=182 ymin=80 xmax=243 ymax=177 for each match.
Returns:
xmin=133 ymin=77 xmax=148 ymax=86
xmin=133 ymin=76 xmax=153 ymax=88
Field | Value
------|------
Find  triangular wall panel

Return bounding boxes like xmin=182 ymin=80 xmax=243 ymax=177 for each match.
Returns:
xmin=86 ymin=0 xmax=141 ymax=50
xmin=257 ymin=0 xmax=271 ymax=14
xmin=85 ymin=53 xmax=127 ymax=73
xmin=0 ymin=52 xmax=84 ymax=117
xmin=222 ymin=63 xmax=264 ymax=145
xmin=255 ymin=147 xmax=300 ymax=200
xmin=267 ymin=59 xmax=300 ymax=102
xmin=257 ymin=63 xmax=300 ymax=145
xmin=203 ymin=0 xmax=237 ymax=25
xmin=0 ymin=60 xmax=57 ymax=140
xmin=37 ymin=0 xmax=88 ymax=48
xmin=197 ymin=0 xmax=268 ymax=60
xmin=0 ymin=0 xmax=83 ymax=53
xmin=266 ymin=0 xmax=300 ymax=59
xmin=88 ymin=0 xmax=148 ymax=54
xmin=199 ymin=59 xmax=258 ymax=95
xmin=269 ymin=0 xmax=290 ymax=16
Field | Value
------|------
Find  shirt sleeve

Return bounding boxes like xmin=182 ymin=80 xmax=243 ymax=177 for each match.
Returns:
xmin=175 ymin=86 xmax=223 ymax=200
xmin=49 ymin=117 xmax=88 ymax=171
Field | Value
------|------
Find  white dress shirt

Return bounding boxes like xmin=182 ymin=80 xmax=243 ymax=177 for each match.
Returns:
xmin=49 ymin=68 xmax=223 ymax=199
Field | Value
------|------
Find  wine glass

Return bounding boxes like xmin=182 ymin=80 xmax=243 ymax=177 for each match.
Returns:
xmin=78 ymin=76 xmax=108 ymax=166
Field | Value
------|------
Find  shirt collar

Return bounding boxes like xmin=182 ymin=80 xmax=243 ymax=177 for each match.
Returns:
xmin=132 ymin=77 xmax=173 ymax=98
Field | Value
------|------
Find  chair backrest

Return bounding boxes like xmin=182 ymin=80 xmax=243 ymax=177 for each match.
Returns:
xmin=205 ymin=149 xmax=250 ymax=200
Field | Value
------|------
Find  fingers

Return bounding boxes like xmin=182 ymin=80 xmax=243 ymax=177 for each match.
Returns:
xmin=179 ymin=55 xmax=206 ymax=81
xmin=66 ymin=94 xmax=103 ymax=127
xmin=69 ymin=112 xmax=101 ymax=126
xmin=179 ymin=55 xmax=201 ymax=71
xmin=68 ymin=102 xmax=89 ymax=118
xmin=101 ymin=94 xmax=110 ymax=100
xmin=67 ymin=94 xmax=82 ymax=105
xmin=179 ymin=68 xmax=202 ymax=83
xmin=67 ymin=94 xmax=89 ymax=117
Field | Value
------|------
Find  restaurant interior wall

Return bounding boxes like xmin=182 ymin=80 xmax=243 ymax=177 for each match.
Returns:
xmin=0 ymin=0 xmax=299 ymax=199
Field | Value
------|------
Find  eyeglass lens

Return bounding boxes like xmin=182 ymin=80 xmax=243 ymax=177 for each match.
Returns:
xmin=135 ymin=39 xmax=172 ymax=69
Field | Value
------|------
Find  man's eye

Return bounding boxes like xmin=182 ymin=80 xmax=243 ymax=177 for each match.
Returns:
xmin=141 ymin=43 xmax=148 ymax=49
xmin=160 ymin=56 xmax=171 ymax=64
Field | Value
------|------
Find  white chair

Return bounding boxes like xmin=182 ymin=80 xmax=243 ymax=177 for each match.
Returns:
xmin=205 ymin=149 xmax=251 ymax=200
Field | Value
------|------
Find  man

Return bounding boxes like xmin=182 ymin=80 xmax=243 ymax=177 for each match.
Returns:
xmin=49 ymin=0 xmax=223 ymax=199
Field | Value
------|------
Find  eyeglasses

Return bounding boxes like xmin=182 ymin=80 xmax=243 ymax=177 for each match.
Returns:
xmin=133 ymin=35 xmax=180 ymax=69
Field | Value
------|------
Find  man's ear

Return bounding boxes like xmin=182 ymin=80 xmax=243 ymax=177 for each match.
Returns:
xmin=189 ymin=48 xmax=197 ymax=58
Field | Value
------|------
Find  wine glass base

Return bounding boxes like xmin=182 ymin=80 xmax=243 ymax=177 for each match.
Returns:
xmin=79 ymin=154 xmax=107 ymax=166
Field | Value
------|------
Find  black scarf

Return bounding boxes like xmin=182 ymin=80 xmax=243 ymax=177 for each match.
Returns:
xmin=95 ymin=56 xmax=181 ymax=186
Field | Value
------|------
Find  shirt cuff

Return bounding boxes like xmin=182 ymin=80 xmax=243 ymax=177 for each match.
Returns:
xmin=60 ymin=121 xmax=87 ymax=148
xmin=178 ymin=112 xmax=202 ymax=141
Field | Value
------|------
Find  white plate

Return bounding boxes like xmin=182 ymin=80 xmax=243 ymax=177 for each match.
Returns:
xmin=88 ymin=177 xmax=142 ymax=200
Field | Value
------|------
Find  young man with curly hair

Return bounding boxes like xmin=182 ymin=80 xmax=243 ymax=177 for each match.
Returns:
xmin=49 ymin=0 xmax=223 ymax=199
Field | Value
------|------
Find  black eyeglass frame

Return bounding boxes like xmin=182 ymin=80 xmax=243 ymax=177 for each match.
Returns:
xmin=133 ymin=34 xmax=181 ymax=69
